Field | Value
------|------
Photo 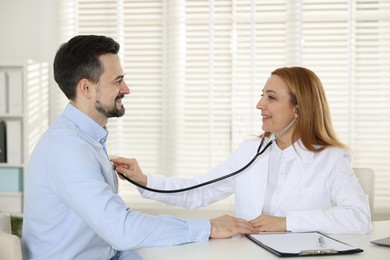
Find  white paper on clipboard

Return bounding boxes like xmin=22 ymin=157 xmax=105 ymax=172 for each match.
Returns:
xmin=247 ymin=232 xmax=363 ymax=256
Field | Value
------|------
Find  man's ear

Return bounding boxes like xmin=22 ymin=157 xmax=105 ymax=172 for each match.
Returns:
xmin=78 ymin=78 xmax=93 ymax=99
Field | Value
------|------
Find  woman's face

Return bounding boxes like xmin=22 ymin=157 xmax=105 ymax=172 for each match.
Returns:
xmin=256 ymin=74 xmax=297 ymax=137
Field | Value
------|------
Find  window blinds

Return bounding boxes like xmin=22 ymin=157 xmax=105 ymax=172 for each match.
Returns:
xmin=56 ymin=0 xmax=390 ymax=215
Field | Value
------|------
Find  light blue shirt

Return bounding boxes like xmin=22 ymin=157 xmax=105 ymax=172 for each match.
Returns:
xmin=22 ymin=103 xmax=210 ymax=260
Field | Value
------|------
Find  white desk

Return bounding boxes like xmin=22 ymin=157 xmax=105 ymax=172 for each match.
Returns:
xmin=136 ymin=221 xmax=390 ymax=260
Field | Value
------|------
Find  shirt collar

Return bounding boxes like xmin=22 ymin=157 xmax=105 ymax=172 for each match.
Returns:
xmin=270 ymin=139 xmax=314 ymax=163
xmin=62 ymin=103 xmax=108 ymax=145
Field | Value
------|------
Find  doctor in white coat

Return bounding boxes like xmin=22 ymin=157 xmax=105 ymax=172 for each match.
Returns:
xmin=112 ymin=66 xmax=371 ymax=235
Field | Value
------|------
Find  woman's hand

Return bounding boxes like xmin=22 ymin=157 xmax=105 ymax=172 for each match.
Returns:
xmin=111 ymin=157 xmax=148 ymax=186
xmin=249 ymin=215 xmax=287 ymax=232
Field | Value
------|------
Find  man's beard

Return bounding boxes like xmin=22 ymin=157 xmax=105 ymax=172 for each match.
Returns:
xmin=96 ymin=97 xmax=125 ymax=118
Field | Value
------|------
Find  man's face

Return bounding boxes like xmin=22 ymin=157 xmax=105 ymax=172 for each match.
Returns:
xmin=94 ymin=54 xmax=129 ymax=118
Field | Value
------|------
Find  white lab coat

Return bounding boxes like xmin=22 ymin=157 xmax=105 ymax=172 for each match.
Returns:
xmin=141 ymin=137 xmax=371 ymax=234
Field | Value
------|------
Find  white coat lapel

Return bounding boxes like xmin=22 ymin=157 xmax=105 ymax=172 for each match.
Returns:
xmin=252 ymin=154 xmax=270 ymax=215
xmin=235 ymin=144 xmax=270 ymax=220
xmin=271 ymin=144 xmax=313 ymax=214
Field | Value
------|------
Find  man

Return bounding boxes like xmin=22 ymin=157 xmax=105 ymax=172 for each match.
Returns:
xmin=21 ymin=35 xmax=255 ymax=260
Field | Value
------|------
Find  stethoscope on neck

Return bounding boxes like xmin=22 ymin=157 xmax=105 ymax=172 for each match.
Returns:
xmin=116 ymin=114 xmax=298 ymax=193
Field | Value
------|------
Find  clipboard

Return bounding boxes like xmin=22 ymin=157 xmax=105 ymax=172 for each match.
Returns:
xmin=246 ymin=232 xmax=363 ymax=257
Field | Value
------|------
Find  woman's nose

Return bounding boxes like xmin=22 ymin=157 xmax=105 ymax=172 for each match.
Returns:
xmin=256 ymin=98 xmax=264 ymax=109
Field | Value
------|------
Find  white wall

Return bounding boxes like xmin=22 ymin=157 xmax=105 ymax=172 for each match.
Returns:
xmin=0 ymin=0 xmax=58 ymax=62
xmin=0 ymin=0 xmax=60 ymax=119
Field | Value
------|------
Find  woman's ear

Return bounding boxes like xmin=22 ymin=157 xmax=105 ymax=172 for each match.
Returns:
xmin=294 ymin=107 xmax=299 ymax=118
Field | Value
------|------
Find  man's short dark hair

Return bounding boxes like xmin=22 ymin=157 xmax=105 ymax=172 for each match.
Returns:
xmin=53 ymin=35 xmax=120 ymax=100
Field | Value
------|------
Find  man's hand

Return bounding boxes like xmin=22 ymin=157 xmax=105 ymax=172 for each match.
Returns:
xmin=210 ymin=215 xmax=257 ymax=239
xmin=111 ymin=157 xmax=148 ymax=186
xmin=249 ymin=215 xmax=286 ymax=232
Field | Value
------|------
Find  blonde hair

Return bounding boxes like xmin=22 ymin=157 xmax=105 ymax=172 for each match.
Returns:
xmin=268 ymin=66 xmax=348 ymax=152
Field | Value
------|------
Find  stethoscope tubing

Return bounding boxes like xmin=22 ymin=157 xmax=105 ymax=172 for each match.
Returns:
xmin=117 ymin=115 xmax=297 ymax=193
xmin=116 ymin=136 xmax=274 ymax=193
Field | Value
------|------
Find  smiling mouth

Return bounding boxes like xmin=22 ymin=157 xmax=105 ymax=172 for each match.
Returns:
xmin=115 ymin=96 xmax=125 ymax=108
xmin=116 ymin=95 xmax=124 ymax=102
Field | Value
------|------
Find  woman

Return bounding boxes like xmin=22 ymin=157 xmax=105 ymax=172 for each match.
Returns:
xmin=112 ymin=66 xmax=371 ymax=234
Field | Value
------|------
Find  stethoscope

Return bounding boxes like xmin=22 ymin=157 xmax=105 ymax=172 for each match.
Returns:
xmin=115 ymin=115 xmax=298 ymax=193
